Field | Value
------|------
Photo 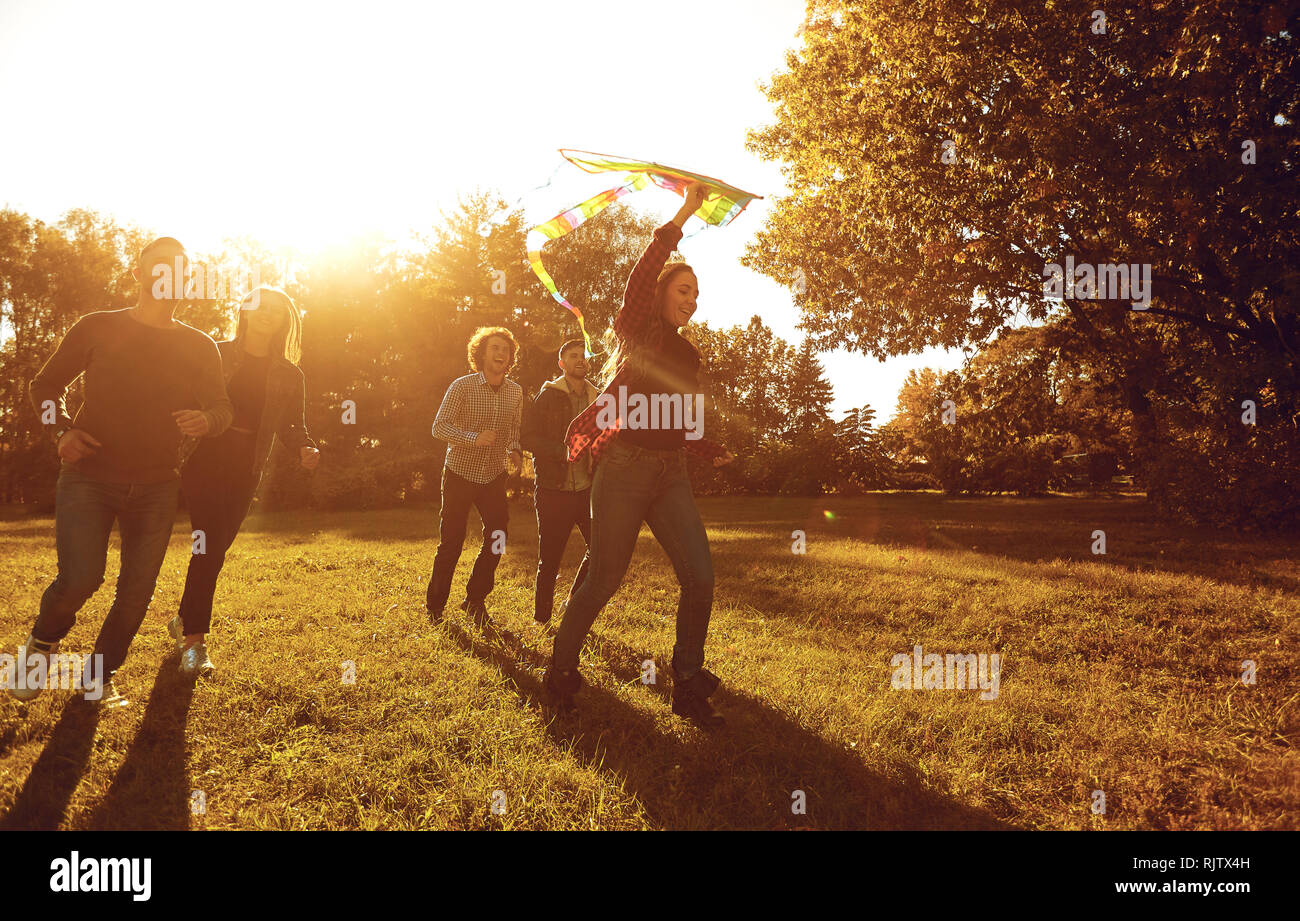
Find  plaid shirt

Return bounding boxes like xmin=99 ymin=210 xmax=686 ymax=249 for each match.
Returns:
xmin=565 ymin=221 xmax=728 ymax=467
xmin=433 ymin=371 xmax=523 ymax=484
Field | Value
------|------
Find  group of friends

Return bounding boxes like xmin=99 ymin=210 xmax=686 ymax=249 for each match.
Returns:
xmin=7 ymin=181 xmax=735 ymax=727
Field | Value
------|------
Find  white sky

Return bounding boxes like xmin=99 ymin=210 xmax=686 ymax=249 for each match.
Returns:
xmin=0 ymin=0 xmax=963 ymax=420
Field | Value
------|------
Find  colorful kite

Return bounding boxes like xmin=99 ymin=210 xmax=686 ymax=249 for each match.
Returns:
xmin=526 ymin=149 xmax=762 ymax=355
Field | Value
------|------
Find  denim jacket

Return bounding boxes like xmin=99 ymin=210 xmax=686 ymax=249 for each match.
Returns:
xmin=180 ymin=340 xmax=315 ymax=488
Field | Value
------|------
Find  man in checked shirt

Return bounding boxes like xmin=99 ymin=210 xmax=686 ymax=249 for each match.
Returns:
xmin=426 ymin=327 xmax=523 ymax=624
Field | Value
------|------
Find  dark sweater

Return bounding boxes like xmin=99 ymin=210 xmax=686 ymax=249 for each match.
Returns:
xmin=618 ymin=329 xmax=701 ymax=450
xmin=29 ymin=308 xmax=234 ymax=484
xmin=227 ymin=352 xmax=270 ymax=431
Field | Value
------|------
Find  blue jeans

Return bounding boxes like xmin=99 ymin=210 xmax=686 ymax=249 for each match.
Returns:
xmin=551 ymin=438 xmax=714 ymax=679
xmin=31 ymin=466 xmax=180 ymax=681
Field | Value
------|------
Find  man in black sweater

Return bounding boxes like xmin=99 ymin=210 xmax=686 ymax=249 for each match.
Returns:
xmin=9 ymin=237 xmax=233 ymax=708
xmin=521 ymin=339 xmax=600 ymax=625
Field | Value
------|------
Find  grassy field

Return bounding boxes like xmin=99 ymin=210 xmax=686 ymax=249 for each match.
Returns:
xmin=0 ymin=492 xmax=1296 ymax=830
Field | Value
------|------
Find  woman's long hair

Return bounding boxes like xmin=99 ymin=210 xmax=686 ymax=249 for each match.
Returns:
xmin=231 ymin=286 xmax=303 ymax=365
xmin=599 ymin=262 xmax=701 ymax=382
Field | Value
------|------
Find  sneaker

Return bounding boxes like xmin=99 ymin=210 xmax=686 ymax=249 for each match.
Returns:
xmin=542 ymin=665 xmax=583 ymax=713
xmin=85 ymin=676 xmax=129 ymax=710
xmin=166 ymin=615 xmax=185 ymax=652
xmin=7 ymin=635 xmax=59 ymax=702
xmin=179 ymin=641 xmax=215 ymax=679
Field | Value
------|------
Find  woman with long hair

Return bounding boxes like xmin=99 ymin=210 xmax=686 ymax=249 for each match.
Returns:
xmin=545 ymin=181 xmax=735 ymax=727
xmin=170 ymin=286 xmax=320 ymax=676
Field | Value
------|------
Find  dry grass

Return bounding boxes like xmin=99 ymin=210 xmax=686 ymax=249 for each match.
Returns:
xmin=0 ymin=493 xmax=1295 ymax=829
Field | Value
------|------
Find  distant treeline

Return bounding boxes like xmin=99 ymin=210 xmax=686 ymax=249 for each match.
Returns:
xmin=2 ymin=200 xmax=1293 ymax=529
xmin=0 ymin=203 xmax=890 ymax=509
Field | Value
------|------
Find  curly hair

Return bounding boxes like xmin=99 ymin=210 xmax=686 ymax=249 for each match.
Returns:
xmin=467 ymin=326 xmax=518 ymax=373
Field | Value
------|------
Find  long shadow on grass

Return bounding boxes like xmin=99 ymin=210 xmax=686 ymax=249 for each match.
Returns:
xmin=84 ymin=660 xmax=195 ymax=830
xmin=0 ymin=699 xmax=100 ymax=830
xmin=441 ymin=618 xmax=1014 ymax=830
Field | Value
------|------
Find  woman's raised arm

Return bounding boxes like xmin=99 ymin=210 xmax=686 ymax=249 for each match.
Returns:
xmin=612 ymin=181 xmax=711 ymax=343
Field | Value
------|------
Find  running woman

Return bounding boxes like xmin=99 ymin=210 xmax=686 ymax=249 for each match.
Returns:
xmin=169 ymin=286 xmax=320 ymax=677
xmin=545 ymin=181 xmax=734 ymax=727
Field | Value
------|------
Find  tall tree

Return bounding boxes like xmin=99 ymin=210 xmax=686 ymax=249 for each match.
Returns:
xmin=745 ymin=0 xmax=1299 ymax=526
xmin=780 ymin=338 xmax=835 ymax=441
xmin=0 ymin=209 xmax=146 ymax=504
xmin=833 ymin=405 xmax=892 ymax=494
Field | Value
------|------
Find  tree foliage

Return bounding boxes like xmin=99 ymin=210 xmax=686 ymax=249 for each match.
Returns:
xmin=746 ymin=0 xmax=1299 ymax=527
xmin=3 ymin=205 xmax=892 ymax=507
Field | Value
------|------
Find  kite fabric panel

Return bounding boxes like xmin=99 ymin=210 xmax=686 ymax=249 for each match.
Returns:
xmin=559 ymin=149 xmax=762 ymax=227
xmin=525 ymin=149 xmax=762 ymax=356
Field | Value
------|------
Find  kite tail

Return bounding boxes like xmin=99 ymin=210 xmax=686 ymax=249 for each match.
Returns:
xmin=526 ymin=173 xmax=650 ymax=357
xmin=524 ymin=247 xmax=593 ymax=351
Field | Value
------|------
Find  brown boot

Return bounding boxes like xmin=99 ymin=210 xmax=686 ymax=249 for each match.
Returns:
xmin=543 ymin=664 xmax=584 ymax=713
xmin=671 ymin=666 xmax=724 ymax=729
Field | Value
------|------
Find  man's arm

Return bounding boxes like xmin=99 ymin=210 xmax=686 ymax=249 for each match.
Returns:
xmin=195 ymin=338 xmax=234 ymax=437
xmin=28 ymin=317 xmax=90 ymax=435
xmin=432 ymin=379 xmax=479 ymax=446
xmin=507 ymin=387 xmax=524 ymax=458
xmin=521 ymin=391 xmax=567 ymax=464
xmin=519 ymin=392 xmax=543 ymax=455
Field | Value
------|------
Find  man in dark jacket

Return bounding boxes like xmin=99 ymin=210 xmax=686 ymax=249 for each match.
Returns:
xmin=521 ymin=339 xmax=599 ymax=625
